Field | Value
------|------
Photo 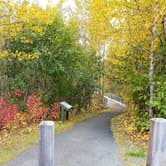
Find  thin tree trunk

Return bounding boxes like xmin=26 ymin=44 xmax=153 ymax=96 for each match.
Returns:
xmin=149 ymin=1 xmax=158 ymax=118
xmin=101 ymin=60 xmax=105 ymax=100
xmin=149 ymin=44 xmax=155 ymax=118
xmin=162 ymin=14 xmax=166 ymax=40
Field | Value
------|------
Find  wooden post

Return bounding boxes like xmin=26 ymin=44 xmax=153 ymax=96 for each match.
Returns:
xmin=66 ymin=111 xmax=69 ymax=120
xmin=147 ymin=118 xmax=166 ymax=166
xmin=39 ymin=121 xmax=55 ymax=166
xmin=60 ymin=107 xmax=65 ymax=121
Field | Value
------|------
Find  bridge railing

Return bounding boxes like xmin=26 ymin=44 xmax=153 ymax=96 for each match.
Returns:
xmin=104 ymin=93 xmax=125 ymax=104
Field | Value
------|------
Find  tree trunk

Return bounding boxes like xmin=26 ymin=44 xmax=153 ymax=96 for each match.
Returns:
xmin=162 ymin=14 xmax=166 ymax=41
xmin=149 ymin=1 xmax=158 ymax=118
xmin=149 ymin=44 xmax=155 ymax=118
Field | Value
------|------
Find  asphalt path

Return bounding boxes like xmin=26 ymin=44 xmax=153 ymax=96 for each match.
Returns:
xmin=3 ymin=102 xmax=124 ymax=166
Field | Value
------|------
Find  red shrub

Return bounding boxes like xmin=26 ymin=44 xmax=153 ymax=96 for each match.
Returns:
xmin=26 ymin=95 xmax=49 ymax=124
xmin=50 ymin=111 xmax=58 ymax=119
xmin=52 ymin=102 xmax=59 ymax=111
xmin=0 ymin=91 xmax=61 ymax=131
xmin=0 ymin=97 xmax=18 ymax=129
xmin=13 ymin=87 xmax=24 ymax=98
xmin=26 ymin=96 xmax=60 ymax=123
xmin=50 ymin=102 xmax=60 ymax=120
xmin=27 ymin=97 xmax=36 ymax=108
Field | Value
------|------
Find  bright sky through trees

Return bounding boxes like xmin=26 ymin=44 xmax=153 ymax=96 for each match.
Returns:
xmin=34 ymin=0 xmax=76 ymax=9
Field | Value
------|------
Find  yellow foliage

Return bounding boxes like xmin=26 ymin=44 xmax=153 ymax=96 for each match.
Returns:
xmin=75 ymin=0 xmax=166 ymax=66
xmin=0 ymin=0 xmax=57 ymax=39
xmin=0 ymin=50 xmax=8 ymax=58
xmin=10 ymin=51 xmax=40 ymax=60
xmin=0 ymin=0 xmax=60 ymax=60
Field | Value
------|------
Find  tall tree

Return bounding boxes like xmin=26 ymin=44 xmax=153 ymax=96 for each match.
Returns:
xmin=75 ymin=0 xmax=166 ymax=119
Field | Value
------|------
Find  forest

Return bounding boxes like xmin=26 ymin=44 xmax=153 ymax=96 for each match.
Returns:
xmin=77 ymin=0 xmax=166 ymax=132
xmin=0 ymin=0 xmax=166 ymax=164
xmin=0 ymin=0 xmax=102 ymax=130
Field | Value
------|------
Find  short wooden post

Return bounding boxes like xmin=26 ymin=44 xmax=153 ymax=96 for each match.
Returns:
xmin=147 ymin=118 xmax=166 ymax=166
xmin=66 ymin=111 xmax=69 ymax=120
xmin=60 ymin=107 xmax=65 ymax=121
xmin=39 ymin=121 xmax=55 ymax=166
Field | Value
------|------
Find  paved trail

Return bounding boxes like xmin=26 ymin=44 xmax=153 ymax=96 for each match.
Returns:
xmin=3 ymin=102 xmax=124 ymax=166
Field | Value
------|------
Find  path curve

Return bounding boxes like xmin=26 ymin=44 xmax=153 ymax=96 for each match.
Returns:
xmin=3 ymin=103 xmax=124 ymax=166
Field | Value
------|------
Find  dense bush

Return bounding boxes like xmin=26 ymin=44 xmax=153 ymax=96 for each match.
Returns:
xmin=0 ymin=9 xmax=101 ymax=119
xmin=107 ymin=40 xmax=166 ymax=132
xmin=151 ymin=82 xmax=166 ymax=118
xmin=0 ymin=91 xmax=60 ymax=130
xmin=0 ymin=97 xmax=18 ymax=129
xmin=0 ymin=2 xmax=101 ymax=131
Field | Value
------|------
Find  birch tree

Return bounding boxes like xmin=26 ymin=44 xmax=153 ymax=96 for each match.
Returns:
xmin=75 ymin=0 xmax=166 ymax=121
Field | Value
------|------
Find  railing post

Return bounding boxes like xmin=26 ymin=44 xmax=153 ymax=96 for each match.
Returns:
xmin=39 ymin=121 xmax=55 ymax=166
xmin=147 ymin=118 xmax=166 ymax=166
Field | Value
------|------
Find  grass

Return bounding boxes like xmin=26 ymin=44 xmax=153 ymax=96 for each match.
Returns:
xmin=126 ymin=150 xmax=145 ymax=158
xmin=0 ymin=109 xmax=107 ymax=165
xmin=111 ymin=111 xmax=147 ymax=166
xmin=0 ymin=125 xmax=38 ymax=165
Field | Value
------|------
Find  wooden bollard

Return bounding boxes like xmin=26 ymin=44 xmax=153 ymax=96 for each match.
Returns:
xmin=39 ymin=121 xmax=55 ymax=166
xmin=147 ymin=118 xmax=166 ymax=166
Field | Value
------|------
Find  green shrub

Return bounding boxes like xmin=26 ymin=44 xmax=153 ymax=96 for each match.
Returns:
xmin=1 ymin=15 xmax=102 ymax=112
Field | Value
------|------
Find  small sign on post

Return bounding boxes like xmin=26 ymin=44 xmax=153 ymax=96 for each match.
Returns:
xmin=60 ymin=101 xmax=72 ymax=121
xmin=147 ymin=118 xmax=166 ymax=166
xmin=39 ymin=121 xmax=55 ymax=166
